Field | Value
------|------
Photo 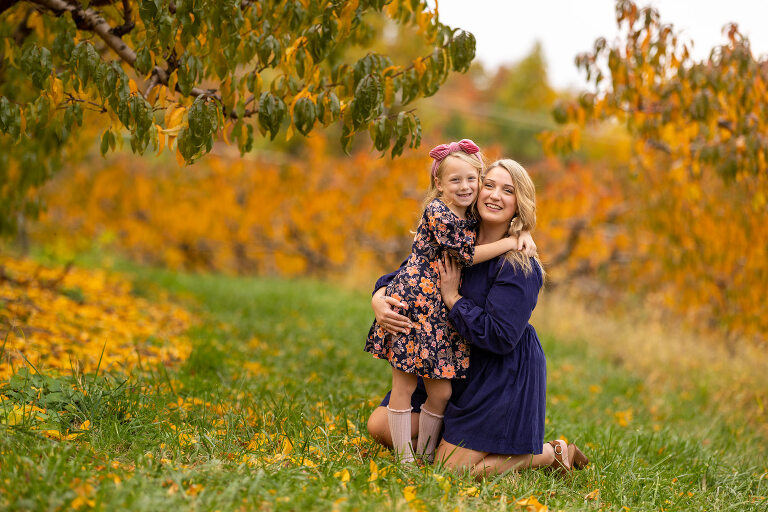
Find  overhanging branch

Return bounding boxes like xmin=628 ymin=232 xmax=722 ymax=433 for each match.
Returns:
xmin=28 ymin=0 xmax=222 ymax=108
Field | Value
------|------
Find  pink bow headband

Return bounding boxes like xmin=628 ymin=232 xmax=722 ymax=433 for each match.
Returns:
xmin=429 ymin=139 xmax=482 ymax=177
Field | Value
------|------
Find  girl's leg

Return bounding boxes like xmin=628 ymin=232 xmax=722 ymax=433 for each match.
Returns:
xmin=418 ymin=378 xmax=452 ymax=462
xmin=367 ymin=406 xmax=419 ymax=448
xmin=389 ymin=368 xmax=418 ymax=462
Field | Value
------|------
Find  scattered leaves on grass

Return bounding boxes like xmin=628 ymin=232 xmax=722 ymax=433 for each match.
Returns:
xmin=515 ymin=496 xmax=548 ymax=511
xmin=614 ymin=409 xmax=633 ymax=427
xmin=0 ymin=255 xmax=193 ymax=381
xmin=584 ymin=488 xmax=600 ymax=500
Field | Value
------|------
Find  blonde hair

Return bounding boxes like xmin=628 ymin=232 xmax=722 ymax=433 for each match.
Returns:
xmin=484 ymin=159 xmax=545 ymax=280
xmin=422 ymin=151 xmax=486 ymax=212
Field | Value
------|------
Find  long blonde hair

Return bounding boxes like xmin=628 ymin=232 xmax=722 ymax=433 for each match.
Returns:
xmin=484 ymin=159 xmax=545 ymax=280
xmin=422 ymin=151 xmax=486 ymax=212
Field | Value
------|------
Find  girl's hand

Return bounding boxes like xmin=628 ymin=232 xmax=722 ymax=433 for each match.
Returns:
xmin=438 ymin=255 xmax=462 ymax=310
xmin=372 ymin=288 xmax=412 ymax=334
xmin=517 ymin=231 xmax=537 ymax=257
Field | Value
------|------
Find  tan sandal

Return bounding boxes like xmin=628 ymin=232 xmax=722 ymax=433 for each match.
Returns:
xmin=568 ymin=443 xmax=589 ymax=469
xmin=548 ymin=440 xmax=572 ymax=474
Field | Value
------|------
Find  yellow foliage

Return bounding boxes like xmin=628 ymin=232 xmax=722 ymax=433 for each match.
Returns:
xmin=333 ymin=468 xmax=350 ymax=483
xmin=31 ymin=128 xmax=768 ymax=343
xmin=35 ymin=135 xmax=427 ymax=279
xmin=0 ymin=255 xmax=193 ymax=381
xmin=515 ymin=496 xmax=548 ymax=511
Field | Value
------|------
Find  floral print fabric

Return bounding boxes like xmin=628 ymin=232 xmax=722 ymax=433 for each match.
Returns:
xmin=365 ymin=198 xmax=477 ymax=379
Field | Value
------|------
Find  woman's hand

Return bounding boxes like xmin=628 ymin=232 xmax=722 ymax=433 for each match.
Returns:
xmin=517 ymin=231 xmax=537 ymax=257
xmin=372 ymin=288 xmax=412 ymax=334
xmin=438 ymin=255 xmax=462 ymax=310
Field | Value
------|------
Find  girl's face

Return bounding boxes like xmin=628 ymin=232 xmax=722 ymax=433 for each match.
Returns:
xmin=436 ymin=156 xmax=479 ymax=213
xmin=477 ymin=166 xmax=518 ymax=224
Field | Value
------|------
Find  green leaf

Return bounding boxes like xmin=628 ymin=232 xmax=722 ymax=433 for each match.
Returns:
xmin=258 ymin=92 xmax=286 ymax=140
xmin=409 ymin=113 xmax=422 ymax=149
xmin=258 ymin=35 xmax=282 ymax=67
xmin=52 ymin=23 xmax=75 ymax=61
xmin=293 ymin=96 xmax=316 ymax=136
xmin=20 ymin=44 xmax=53 ymax=90
xmin=351 ymin=73 xmax=383 ymax=128
xmin=135 ymin=47 xmax=153 ymax=76
xmin=138 ymin=0 xmax=160 ymax=25
xmin=391 ymin=111 xmax=408 ymax=157
xmin=449 ymin=30 xmax=476 ymax=72
xmin=100 ymin=130 xmax=111 ymax=156
xmin=0 ymin=97 xmax=22 ymax=140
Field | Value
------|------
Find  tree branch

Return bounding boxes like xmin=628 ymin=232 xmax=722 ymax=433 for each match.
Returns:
xmin=29 ymin=0 xmax=212 ymax=99
xmin=110 ymin=0 xmax=134 ymax=37
xmin=12 ymin=7 xmax=34 ymax=45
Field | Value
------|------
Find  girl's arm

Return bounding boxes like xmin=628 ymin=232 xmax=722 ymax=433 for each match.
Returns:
xmin=472 ymin=236 xmax=518 ymax=264
xmin=472 ymin=230 xmax=537 ymax=265
xmin=517 ymin=231 xmax=537 ymax=255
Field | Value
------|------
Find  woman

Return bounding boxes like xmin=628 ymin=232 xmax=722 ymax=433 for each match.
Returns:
xmin=367 ymin=159 xmax=587 ymax=477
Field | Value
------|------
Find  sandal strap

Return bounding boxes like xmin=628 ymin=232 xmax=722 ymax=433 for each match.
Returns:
xmin=549 ymin=440 xmax=569 ymax=472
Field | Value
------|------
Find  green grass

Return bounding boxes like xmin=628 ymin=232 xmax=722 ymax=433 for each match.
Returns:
xmin=1 ymin=261 xmax=767 ymax=511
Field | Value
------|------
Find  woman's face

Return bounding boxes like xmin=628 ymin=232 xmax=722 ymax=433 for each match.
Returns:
xmin=477 ymin=166 xmax=517 ymax=224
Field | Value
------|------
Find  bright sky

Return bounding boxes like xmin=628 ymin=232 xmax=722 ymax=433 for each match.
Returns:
xmin=430 ymin=0 xmax=768 ymax=90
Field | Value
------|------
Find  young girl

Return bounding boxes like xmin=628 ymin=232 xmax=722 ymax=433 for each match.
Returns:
xmin=364 ymin=139 xmax=523 ymax=463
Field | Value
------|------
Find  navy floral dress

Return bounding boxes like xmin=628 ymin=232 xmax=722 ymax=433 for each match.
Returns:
xmin=365 ymin=198 xmax=477 ymax=379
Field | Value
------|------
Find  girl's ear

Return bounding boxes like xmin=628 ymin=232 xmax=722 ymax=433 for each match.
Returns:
xmin=434 ymin=176 xmax=443 ymax=192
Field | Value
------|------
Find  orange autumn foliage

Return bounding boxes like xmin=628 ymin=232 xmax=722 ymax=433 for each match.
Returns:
xmin=35 ymin=136 xmax=431 ymax=278
xmin=540 ymin=0 xmax=768 ymax=344
xmin=31 ymin=131 xmax=768 ymax=344
xmin=532 ymin=153 xmax=768 ymax=344
xmin=0 ymin=255 xmax=193 ymax=381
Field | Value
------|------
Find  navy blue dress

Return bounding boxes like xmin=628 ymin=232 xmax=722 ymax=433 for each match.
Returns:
xmin=375 ymin=255 xmax=546 ymax=455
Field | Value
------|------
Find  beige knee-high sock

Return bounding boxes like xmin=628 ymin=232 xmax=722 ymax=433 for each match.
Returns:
xmin=387 ymin=406 xmax=415 ymax=463
xmin=417 ymin=406 xmax=444 ymax=463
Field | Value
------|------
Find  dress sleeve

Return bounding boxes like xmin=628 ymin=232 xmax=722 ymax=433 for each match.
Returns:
xmin=372 ymin=258 xmax=408 ymax=295
xmin=426 ymin=200 xmax=476 ymax=266
xmin=447 ymin=261 xmax=541 ymax=355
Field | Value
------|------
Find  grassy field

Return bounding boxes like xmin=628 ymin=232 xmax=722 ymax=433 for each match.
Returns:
xmin=1 ymin=257 xmax=767 ymax=511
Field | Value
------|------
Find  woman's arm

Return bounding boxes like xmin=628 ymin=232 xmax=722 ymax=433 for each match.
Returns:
xmin=439 ymin=255 xmax=539 ymax=355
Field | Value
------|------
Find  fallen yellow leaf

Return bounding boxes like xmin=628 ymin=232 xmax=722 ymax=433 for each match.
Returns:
xmin=584 ymin=489 xmax=600 ymax=500
xmin=334 ymin=468 xmax=350 ymax=483
xmin=515 ymin=496 xmax=548 ymax=512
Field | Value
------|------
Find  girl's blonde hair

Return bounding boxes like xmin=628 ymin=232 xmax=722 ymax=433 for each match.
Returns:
xmin=484 ymin=159 xmax=545 ymax=280
xmin=422 ymin=151 xmax=486 ymax=211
